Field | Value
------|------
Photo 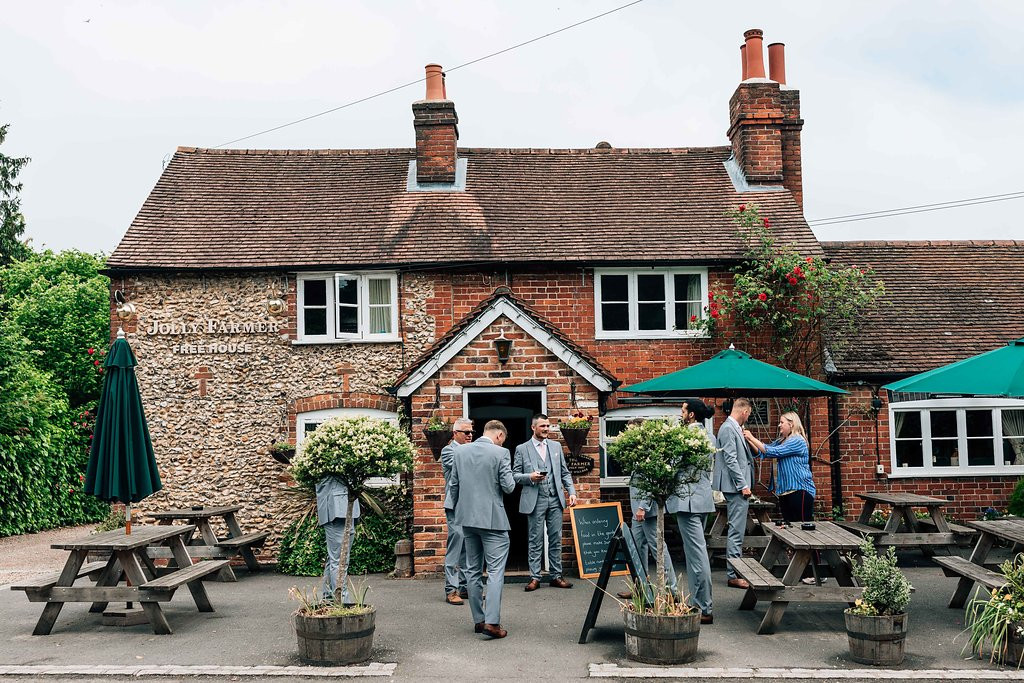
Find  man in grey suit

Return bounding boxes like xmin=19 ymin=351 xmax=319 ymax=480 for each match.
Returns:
xmin=670 ymin=399 xmax=716 ymax=623
xmin=441 ymin=417 xmax=474 ymax=605
xmin=623 ymin=481 xmax=679 ymax=597
xmin=316 ymin=475 xmax=360 ymax=603
xmin=714 ymin=397 xmax=754 ymax=589
xmin=449 ymin=420 xmax=516 ymax=639
xmin=513 ymin=414 xmax=577 ymax=591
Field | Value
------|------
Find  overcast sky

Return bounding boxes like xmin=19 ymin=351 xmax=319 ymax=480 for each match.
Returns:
xmin=4 ymin=0 xmax=1024 ymax=255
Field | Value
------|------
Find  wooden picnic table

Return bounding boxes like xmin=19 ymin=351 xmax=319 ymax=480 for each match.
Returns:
xmin=835 ymin=492 xmax=975 ymax=557
xmin=9 ymin=525 xmax=230 ymax=635
xmin=936 ymin=518 xmax=1024 ymax=609
xmin=705 ymin=499 xmax=777 ymax=551
xmin=730 ymin=521 xmax=863 ymax=634
xmin=149 ymin=505 xmax=269 ymax=581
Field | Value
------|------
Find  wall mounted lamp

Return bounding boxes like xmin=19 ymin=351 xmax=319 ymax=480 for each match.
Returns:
xmin=494 ymin=330 xmax=513 ymax=364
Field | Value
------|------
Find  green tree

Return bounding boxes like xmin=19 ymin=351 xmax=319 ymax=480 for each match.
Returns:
xmin=0 ymin=122 xmax=30 ymax=265
xmin=0 ymin=250 xmax=109 ymax=407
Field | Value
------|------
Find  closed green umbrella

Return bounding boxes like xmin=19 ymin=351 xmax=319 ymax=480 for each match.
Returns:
xmin=884 ymin=338 xmax=1024 ymax=397
xmin=621 ymin=344 xmax=847 ymax=397
xmin=84 ymin=329 xmax=162 ymax=534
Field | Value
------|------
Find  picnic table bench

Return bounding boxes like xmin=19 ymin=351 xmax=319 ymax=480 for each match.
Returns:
xmin=939 ymin=518 xmax=1024 ymax=608
xmin=706 ymin=499 xmax=776 ymax=551
xmin=835 ymin=492 xmax=975 ymax=556
xmin=149 ymin=505 xmax=268 ymax=581
xmin=733 ymin=521 xmax=863 ymax=634
xmin=10 ymin=526 xmax=229 ymax=635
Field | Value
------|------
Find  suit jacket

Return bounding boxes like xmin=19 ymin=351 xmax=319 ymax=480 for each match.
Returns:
xmin=315 ymin=475 xmax=361 ymax=526
xmin=666 ymin=424 xmax=716 ymax=514
xmin=441 ymin=440 xmax=461 ymax=510
xmin=713 ymin=416 xmax=753 ymax=493
xmin=629 ymin=481 xmax=660 ymax=517
xmin=450 ymin=436 xmax=516 ymax=530
xmin=513 ymin=438 xmax=576 ymax=514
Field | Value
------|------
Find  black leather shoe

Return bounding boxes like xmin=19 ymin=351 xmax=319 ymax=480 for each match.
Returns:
xmin=700 ymin=613 xmax=714 ymax=625
xmin=474 ymin=622 xmax=485 ymax=633
xmin=458 ymin=587 xmax=469 ymax=599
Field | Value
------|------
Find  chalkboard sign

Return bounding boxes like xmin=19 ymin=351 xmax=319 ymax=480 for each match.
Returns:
xmin=569 ymin=502 xmax=628 ymax=579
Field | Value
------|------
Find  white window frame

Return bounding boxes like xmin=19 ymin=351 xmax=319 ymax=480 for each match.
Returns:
xmin=600 ymin=406 xmax=691 ymax=487
xmin=296 ymin=407 xmax=402 ymax=487
xmin=888 ymin=397 xmax=1024 ymax=478
xmin=594 ymin=268 xmax=709 ymax=339
xmin=295 ymin=272 xmax=400 ymax=343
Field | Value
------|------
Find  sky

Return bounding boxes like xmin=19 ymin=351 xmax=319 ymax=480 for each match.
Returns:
xmin=3 ymin=0 xmax=1024 ymax=255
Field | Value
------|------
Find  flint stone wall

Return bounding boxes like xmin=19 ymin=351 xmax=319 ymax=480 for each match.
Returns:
xmin=111 ymin=272 xmax=435 ymax=558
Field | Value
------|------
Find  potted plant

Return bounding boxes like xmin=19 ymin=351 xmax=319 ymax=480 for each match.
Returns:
xmin=965 ymin=553 xmax=1024 ymax=668
xmin=607 ymin=420 xmax=715 ymax=664
xmin=270 ymin=440 xmax=296 ymax=465
xmin=559 ymin=410 xmax=592 ymax=459
xmin=288 ymin=416 xmax=415 ymax=664
xmin=423 ymin=413 xmax=453 ymax=461
xmin=845 ymin=537 xmax=913 ymax=666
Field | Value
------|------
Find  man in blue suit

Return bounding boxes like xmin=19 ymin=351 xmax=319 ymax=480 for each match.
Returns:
xmin=316 ymin=475 xmax=360 ymax=603
xmin=513 ymin=414 xmax=577 ymax=592
xmin=449 ymin=420 xmax=517 ymax=639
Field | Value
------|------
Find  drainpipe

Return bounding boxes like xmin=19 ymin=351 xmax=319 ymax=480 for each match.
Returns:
xmin=828 ymin=393 xmax=844 ymax=517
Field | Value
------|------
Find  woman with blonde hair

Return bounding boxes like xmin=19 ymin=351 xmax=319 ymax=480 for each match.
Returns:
xmin=743 ymin=411 xmax=815 ymax=524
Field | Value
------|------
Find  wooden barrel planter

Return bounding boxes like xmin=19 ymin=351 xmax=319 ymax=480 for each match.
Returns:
xmin=844 ymin=611 xmax=907 ymax=666
xmin=294 ymin=607 xmax=376 ymax=665
xmin=623 ymin=610 xmax=700 ymax=664
xmin=999 ymin=623 xmax=1024 ymax=668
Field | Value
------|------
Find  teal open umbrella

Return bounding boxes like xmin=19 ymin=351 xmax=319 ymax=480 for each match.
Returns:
xmin=884 ymin=338 xmax=1024 ymax=397
xmin=621 ymin=344 xmax=847 ymax=397
xmin=84 ymin=329 xmax=162 ymax=534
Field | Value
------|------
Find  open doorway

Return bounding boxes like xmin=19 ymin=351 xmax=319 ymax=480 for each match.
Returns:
xmin=464 ymin=387 xmax=545 ymax=573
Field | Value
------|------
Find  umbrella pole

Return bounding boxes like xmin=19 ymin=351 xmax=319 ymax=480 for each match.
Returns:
xmin=125 ymin=502 xmax=132 ymax=609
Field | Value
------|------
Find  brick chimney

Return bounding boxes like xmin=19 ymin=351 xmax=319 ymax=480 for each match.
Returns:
xmin=727 ymin=30 xmax=804 ymax=209
xmin=412 ymin=64 xmax=459 ymax=184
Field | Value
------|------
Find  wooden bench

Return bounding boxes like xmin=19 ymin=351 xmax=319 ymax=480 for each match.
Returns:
xmin=835 ymin=521 xmax=885 ymax=537
xmin=9 ymin=561 xmax=109 ymax=592
xmin=728 ymin=558 xmax=784 ymax=592
xmin=215 ymin=531 xmax=269 ymax=550
xmin=934 ymin=556 xmax=1006 ymax=595
xmin=140 ymin=560 xmax=231 ymax=593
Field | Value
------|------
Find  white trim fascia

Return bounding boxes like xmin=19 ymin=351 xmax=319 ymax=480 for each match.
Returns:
xmin=394 ymin=297 xmax=615 ymax=398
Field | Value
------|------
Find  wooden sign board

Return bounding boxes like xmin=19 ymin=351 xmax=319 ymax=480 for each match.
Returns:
xmin=569 ymin=502 xmax=628 ymax=579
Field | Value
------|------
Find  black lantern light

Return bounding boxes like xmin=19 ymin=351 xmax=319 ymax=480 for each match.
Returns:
xmin=494 ymin=330 xmax=513 ymax=364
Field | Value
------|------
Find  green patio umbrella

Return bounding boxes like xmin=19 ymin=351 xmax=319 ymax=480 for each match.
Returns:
xmin=84 ymin=329 xmax=162 ymax=534
xmin=620 ymin=344 xmax=848 ymax=397
xmin=883 ymin=338 xmax=1024 ymax=397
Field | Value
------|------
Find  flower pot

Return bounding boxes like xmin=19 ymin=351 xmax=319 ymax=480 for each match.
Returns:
xmin=424 ymin=429 xmax=453 ymax=461
xmin=998 ymin=622 xmax=1024 ymax=668
xmin=560 ymin=425 xmax=590 ymax=459
xmin=844 ymin=610 xmax=907 ymax=666
xmin=623 ymin=610 xmax=700 ymax=664
xmin=294 ymin=606 xmax=376 ymax=665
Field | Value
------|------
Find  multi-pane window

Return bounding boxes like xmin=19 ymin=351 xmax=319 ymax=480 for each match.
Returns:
xmin=889 ymin=399 xmax=1024 ymax=476
xmin=297 ymin=273 xmax=398 ymax=342
xmin=595 ymin=269 xmax=708 ymax=338
xmin=600 ymin=407 xmax=707 ymax=486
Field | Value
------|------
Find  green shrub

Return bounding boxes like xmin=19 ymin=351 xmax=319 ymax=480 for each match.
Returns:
xmin=1009 ymin=479 xmax=1024 ymax=517
xmin=848 ymin=537 xmax=913 ymax=616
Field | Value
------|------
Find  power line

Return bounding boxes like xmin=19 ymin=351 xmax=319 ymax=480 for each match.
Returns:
xmin=808 ymin=191 xmax=1024 ymax=226
xmin=213 ymin=0 xmax=647 ymax=149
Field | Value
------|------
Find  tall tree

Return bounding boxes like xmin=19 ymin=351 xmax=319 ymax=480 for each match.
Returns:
xmin=0 ymin=121 xmax=30 ymax=265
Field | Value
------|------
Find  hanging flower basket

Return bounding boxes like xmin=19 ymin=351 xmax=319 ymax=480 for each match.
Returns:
xmin=424 ymin=428 xmax=453 ymax=460
xmin=560 ymin=425 xmax=590 ymax=459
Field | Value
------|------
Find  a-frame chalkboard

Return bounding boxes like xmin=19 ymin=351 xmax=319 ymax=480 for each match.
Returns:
xmin=578 ymin=522 xmax=655 ymax=644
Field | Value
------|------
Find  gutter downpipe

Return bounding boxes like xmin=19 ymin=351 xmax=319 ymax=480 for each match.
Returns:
xmin=828 ymin=393 xmax=844 ymax=517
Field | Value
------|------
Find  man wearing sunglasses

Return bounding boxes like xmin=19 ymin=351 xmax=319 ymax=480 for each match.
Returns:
xmin=442 ymin=418 xmax=475 ymax=605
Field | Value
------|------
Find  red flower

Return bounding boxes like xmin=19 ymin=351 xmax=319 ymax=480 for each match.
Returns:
xmin=79 ymin=474 xmax=84 ymax=482
xmin=710 ymin=310 xmax=720 ymax=319
xmin=762 ymin=218 xmax=770 ymax=228
xmin=738 ymin=204 xmax=746 ymax=212
xmin=93 ymin=360 xmax=100 ymax=366
xmin=758 ymin=292 xmax=767 ymax=301
xmin=690 ymin=315 xmax=697 ymax=322
xmin=69 ymin=488 xmax=75 ymax=494
xmin=87 ymin=348 xmax=95 ymax=355
xmin=805 ymin=257 xmax=813 ymax=263
xmin=707 ymin=291 xmax=714 ymax=301
xmin=788 ymin=276 xmax=798 ymax=285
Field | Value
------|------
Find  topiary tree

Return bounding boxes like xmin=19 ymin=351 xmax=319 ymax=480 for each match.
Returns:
xmin=289 ymin=416 xmax=415 ymax=601
xmin=848 ymin=537 xmax=912 ymax=616
xmin=608 ymin=420 xmax=715 ymax=605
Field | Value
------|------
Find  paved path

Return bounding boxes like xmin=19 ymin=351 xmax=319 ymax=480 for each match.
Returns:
xmin=0 ymin=525 xmax=96 ymax=589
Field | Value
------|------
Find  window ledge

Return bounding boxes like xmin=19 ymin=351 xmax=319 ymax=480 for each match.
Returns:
xmin=887 ymin=467 xmax=1024 ymax=479
xmin=596 ymin=332 xmax=710 ymax=341
xmin=600 ymin=478 xmax=630 ymax=488
xmin=292 ymin=337 xmax=402 ymax=345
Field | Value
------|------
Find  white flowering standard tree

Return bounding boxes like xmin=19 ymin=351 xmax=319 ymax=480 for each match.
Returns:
xmin=289 ymin=416 xmax=415 ymax=601
xmin=608 ymin=420 xmax=715 ymax=606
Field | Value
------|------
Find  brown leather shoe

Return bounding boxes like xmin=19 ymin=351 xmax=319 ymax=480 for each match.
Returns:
xmin=446 ymin=591 xmax=464 ymax=605
xmin=474 ymin=622 xmax=485 ymax=633
xmin=524 ymin=579 xmax=541 ymax=592
xmin=700 ymin=613 xmax=714 ymax=625
xmin=727 ymin=578 xmax=751 ymax=589
xmin=549 ymin=577 xmax=573 ymax=589
xmin=482 ymin=623 xmax=507 ymax=639
xmin=616 ymin=590 xmax=633 ymax=599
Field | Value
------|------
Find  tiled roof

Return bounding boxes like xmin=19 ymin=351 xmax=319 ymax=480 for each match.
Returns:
xmin=822 ymin=240 xmax=1024 ymax=377
xmin=107 ymin=146 xmax=820 ymax=270
xmin=390 ymin=286 xmax=617 ymax=392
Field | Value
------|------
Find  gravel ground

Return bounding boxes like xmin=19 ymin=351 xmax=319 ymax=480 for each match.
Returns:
xmin=0 ymin=525 xmax=97 ymax=588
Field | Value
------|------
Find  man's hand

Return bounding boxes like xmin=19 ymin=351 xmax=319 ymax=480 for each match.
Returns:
xmin=568 ymin=494 xmax=577 ymax=507
xmin=530 ymin=471 xmax=545 ymax=483
xmin=635 ymin=507 xmax=646 ymax=522
xmin=741 ymin=487 xmax=752 ymax=498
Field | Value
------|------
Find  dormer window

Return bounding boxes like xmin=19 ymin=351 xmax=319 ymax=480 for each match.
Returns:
xmin=296 ymin=272 xmax=399 ymax=343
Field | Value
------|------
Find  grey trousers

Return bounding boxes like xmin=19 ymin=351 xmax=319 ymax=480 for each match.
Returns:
xmin=321 ymin=518 xmax=355 ymax=602
xmin=632 ymin=516 xmax=678 ymax=593
xmin=527 ymin=488 xmax=564 ymax=580
xmin=463 ymin=526 xmax=510 ymax=626
xmin=723 ymin=492 xmax=750 ymax=580
xmin=674 ymin=511 xmax=712 ymax=615
xmin=444 ymin=508 xmax=467 ymax=594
